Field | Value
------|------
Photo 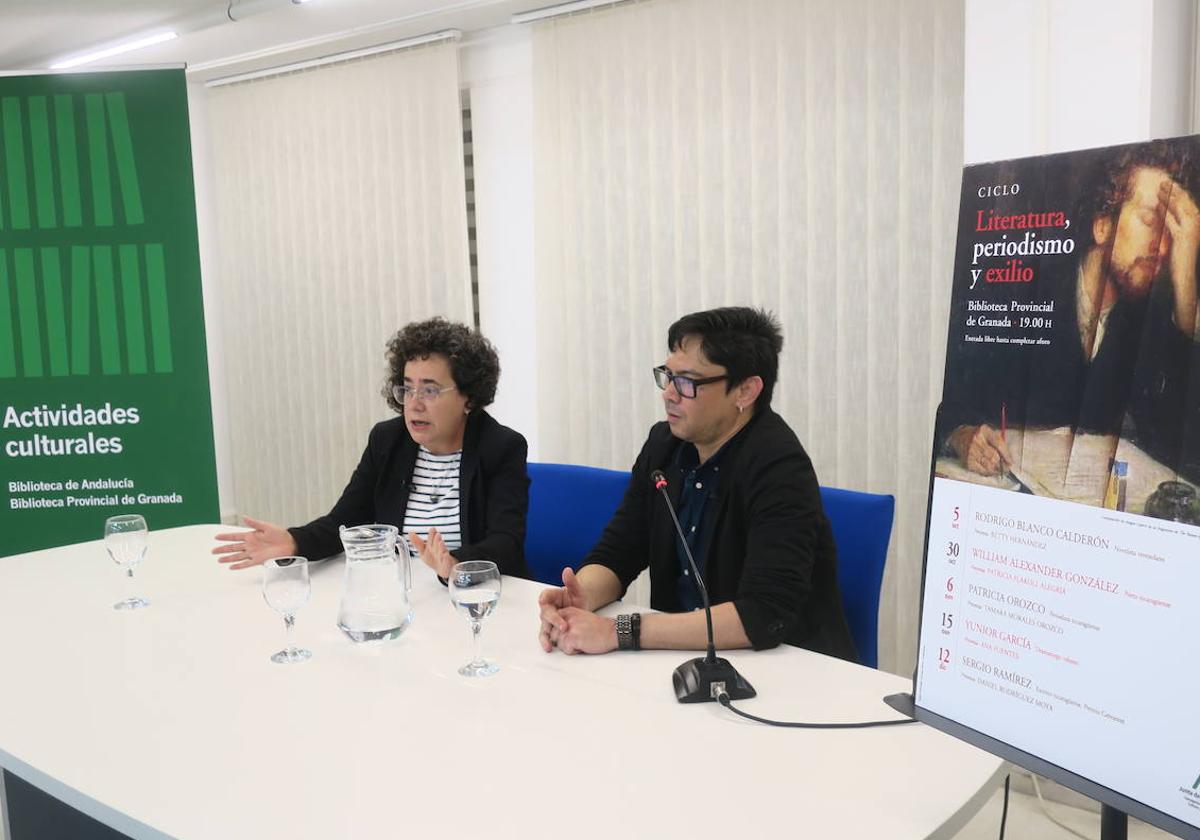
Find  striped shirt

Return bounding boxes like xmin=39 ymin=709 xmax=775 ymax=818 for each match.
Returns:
xmin=402 ymin=446 xmax=463 ymax=558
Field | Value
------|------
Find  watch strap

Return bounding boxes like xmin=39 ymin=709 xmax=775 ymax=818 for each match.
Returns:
xmin=616 ymin=613 xmax=642 ymax=651
xmin=616 ymin=614 xmax=635 ymax=651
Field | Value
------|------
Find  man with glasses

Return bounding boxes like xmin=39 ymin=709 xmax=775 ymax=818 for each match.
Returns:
xmin=537 ymin=307 xmax=857 ymax=661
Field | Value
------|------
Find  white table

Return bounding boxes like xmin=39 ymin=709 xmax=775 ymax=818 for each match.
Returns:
xmin=0 ymin=525 xmax=1004 ymax=839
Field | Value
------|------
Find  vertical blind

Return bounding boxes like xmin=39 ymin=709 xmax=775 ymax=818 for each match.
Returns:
xmin=532 ymin=0 xmax=963 ymax=673
xmin=207 ymin=42 xmax=472 ymax=528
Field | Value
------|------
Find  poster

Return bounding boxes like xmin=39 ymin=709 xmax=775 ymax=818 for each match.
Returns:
xmin=916 ymin=138 xmax=1200 ymax=834
xmin=0 ymin=69 xmax=218 ymax=557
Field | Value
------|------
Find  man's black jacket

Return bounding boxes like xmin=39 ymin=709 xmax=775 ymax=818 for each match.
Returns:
xmin=582 ymin=408 xmax=858 ymax=661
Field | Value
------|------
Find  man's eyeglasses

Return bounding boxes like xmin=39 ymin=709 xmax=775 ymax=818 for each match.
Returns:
xmin=652 ymin=365 xmax=728 ymax=399
xmin=393 ymin=384 xmax=458 ymax=404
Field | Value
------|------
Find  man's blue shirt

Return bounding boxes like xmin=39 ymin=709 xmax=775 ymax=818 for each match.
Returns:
xmin=672 ymin=438 xmax=731 ymax=611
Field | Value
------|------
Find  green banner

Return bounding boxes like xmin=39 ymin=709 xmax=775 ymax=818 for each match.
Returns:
xmin=0 ymin=69 xmax=218 ymax=557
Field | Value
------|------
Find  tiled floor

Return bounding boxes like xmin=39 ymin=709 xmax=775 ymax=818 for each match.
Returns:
xmin=952 ymin=783 xmax=1174 ymax=840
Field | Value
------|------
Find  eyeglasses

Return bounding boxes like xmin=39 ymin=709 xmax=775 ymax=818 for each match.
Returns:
xmin=392 ymin=384 xmax=458 ymax=404
xmin=652 ymin=365 xmax=728 ymax=399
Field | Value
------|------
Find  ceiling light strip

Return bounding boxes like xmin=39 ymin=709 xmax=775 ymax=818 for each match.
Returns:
xmin=0 ymin=64 xmax=186 ymax=78
xmin=50 ymin=31 xmax=179 ymax=70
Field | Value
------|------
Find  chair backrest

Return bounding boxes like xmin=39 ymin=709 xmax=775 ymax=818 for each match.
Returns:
xmin=820 ymin=485 xmax=895 ymax=668
xmin=524 ymin=462 xmax=631 ymax=585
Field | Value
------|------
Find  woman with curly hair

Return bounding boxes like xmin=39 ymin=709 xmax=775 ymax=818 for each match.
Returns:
xmin=212 ymin=318 xmax=530 ymax=580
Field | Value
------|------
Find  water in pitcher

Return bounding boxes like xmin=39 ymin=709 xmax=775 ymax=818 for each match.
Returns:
xmin=337 ymin=524 xmax=413 ymax=642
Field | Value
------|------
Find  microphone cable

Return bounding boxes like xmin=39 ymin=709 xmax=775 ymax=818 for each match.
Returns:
xmin=715 ymin=689 xmax=919 ymax=729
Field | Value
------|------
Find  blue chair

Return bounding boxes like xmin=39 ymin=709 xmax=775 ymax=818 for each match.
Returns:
xmin=524 ymin=462 xmax=631 ymax=585
xmin=820 ymin=486 xmax=895 ymax=668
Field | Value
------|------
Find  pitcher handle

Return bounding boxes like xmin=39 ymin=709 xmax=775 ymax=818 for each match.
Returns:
xmin=397 ymin=535 xmax=414 ymax=594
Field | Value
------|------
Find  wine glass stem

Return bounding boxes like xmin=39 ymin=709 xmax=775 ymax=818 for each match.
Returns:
xmin=470 ymin=619 xmax=484 ymax=666
xmin=126 ymin=567 xmax=135 ymax=600
xmin=284 ymin=613 xmax=296 ymax=657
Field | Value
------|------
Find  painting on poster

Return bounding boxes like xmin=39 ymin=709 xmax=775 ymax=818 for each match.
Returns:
xmin=935 ymin=137 xmax=1200 ymax=525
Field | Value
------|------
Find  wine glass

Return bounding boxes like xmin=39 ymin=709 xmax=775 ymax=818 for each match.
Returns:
xmin=262 ymin=556 xmax=312 ymax=664
xmin=448 ymin=560 xmax=502 ymax=677
xmin=104 ymin=514 xmax=149 ymax=610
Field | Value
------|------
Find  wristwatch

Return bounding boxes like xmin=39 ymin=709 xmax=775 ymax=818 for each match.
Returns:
xmin=616 ymin=613 xmax=641 ymax=651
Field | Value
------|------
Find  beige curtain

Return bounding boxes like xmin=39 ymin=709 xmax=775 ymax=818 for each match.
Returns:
xmin=207 ymin=42 xmax=472 ymax=527
xmin=532 ymin=0 xmax=963 ymax=674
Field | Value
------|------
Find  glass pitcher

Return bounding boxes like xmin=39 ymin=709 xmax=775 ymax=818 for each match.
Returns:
xmin=337 ymin=523 xmax=413 ymax=642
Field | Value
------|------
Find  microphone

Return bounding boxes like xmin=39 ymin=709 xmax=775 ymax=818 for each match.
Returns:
xmin=651 ymin=469 xmax=756 ymax=704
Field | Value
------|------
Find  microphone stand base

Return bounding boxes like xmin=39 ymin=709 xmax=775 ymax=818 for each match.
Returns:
xmin=673 ymin=656 xmax=756 ymax=704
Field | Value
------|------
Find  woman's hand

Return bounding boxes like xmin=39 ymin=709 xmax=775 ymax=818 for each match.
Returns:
xmin=409 ymin=528 xmax=456 ymax=578
xmin=212 ymin=517 xmax=298 ymax=570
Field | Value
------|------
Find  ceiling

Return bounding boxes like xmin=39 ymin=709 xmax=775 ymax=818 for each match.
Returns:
xmin=0 ymin=1 xmax=221 ymax=70
xmin=0 ymin=0 xmax=534 ymax=79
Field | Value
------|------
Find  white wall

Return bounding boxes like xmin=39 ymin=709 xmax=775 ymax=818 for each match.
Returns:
xmin=1151 ymin=0 xmax=1196 ymax=137
xmin=187 ymin=80 xmax=235 ymax=523
xmin=965 ymin=0 xmax=1194 ymax=165
xmin=462 ymin=26 xmax=540 ymax=458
